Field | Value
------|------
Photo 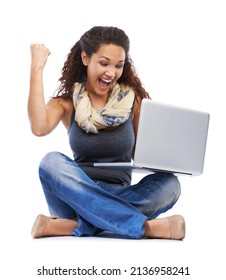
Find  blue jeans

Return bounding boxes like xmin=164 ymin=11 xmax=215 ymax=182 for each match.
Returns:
xmin=39 ymin=152 xmax=181 ymax=239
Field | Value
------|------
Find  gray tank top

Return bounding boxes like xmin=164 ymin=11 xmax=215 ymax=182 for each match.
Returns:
xmin=68 ymin=110 xmax=135 ymax=185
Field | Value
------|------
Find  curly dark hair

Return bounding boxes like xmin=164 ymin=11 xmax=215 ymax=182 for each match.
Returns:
xmin=55 ymin=26 xmax=150 ymax=100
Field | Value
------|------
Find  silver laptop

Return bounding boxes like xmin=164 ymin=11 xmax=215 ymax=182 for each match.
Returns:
xmin=94 ymin=99 xmax=210 ymax=176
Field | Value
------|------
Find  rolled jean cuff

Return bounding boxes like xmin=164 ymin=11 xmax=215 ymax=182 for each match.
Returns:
xmin=72 ymin=215 xmax=99 ymax=237
xmin=73 ymin=214 xmax=147 ymax=239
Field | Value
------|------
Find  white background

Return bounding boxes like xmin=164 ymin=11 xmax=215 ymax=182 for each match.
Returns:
xmin=1 ymin=0 xmax=225 ymax=279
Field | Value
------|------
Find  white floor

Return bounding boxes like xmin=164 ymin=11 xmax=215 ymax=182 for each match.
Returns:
xmin=2 ymin=170 xmax=225 ymax=280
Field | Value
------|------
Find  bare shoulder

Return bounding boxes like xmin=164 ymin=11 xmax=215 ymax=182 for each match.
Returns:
xmin=132 ymin=96 xmax=142 ymax=139
xmin=57 ymin=97 xmax=73 ymax=111
xmin=48 ymin=97 xmax=73 ymax=129
xmin=58 ymin=98 xmax=73 ymax=129
xmin=133 ymin=96 xmax=142 ymax=119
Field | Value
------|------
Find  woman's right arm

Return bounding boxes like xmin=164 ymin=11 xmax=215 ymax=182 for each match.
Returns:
xmin=28 ymin=44 xmax=64 ymax=136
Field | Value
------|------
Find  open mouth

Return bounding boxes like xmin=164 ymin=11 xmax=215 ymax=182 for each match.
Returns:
xmin=99 ymin=78 xmax=112 ymax=88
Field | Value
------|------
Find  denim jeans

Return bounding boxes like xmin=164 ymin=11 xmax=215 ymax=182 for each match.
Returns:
xmin=39 ymin=152 xmax=181 ymax=239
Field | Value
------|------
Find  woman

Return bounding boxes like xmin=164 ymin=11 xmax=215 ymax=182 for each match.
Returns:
xmin=28 ymin=26 xmax=185 ymax=240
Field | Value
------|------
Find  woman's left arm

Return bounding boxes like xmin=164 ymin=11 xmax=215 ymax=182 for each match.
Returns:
xmin=132 ymin=96 xmax=142 ymax=158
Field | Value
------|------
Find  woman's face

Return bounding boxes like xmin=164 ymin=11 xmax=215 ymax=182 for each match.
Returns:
xmin=81 ymin=44 xmax=125 ymax=97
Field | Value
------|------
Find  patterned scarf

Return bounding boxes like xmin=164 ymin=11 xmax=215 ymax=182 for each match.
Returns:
xmin=73 ymin=82 xmax=135 ymax=133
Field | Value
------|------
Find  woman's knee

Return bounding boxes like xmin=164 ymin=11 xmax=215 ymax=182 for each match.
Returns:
xmin=39 ymin=151 xmax=62 ymax=169
xmin=144 ymin=173 xmax=181 ymax=218
xmin=149 ymin=172 xmax=181 ymax=200
xmin=39 ymin=151 xmax=68 ymax=179
xmin=164 ymin=173 xmax=181 ymax=200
